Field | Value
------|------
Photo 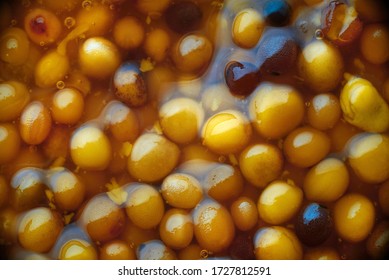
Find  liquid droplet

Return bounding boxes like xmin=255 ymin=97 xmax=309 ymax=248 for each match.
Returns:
xmin=64 ymin=17 xmax=76 ymax=29
xmin=56 ymin=81 xmax=65 ymax=90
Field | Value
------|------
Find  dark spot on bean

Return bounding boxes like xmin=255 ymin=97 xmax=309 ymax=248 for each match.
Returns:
xmin=114 ymin=62 xmax=147 ymax=107
xmin=30 ymin=16 xmax=47 ymax=34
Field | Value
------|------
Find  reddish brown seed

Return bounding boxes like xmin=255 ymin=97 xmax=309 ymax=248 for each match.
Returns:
xmin=256 ymin=29 xmax=299 ymax=75
xmin=225 ymin=61 xmax=260 ymax=96
xmin=322 ymin=1 xmax=363 ymax=46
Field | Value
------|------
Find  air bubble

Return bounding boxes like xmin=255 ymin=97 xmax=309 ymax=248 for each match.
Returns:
xmin=10 ymin=19 xmax=17 ymax=27
xmin=315 ymin=29 xmax=324 ymax=40
xmin=109 ymin=4 xmax=116 ymax=10
xmin=64 ymin=17 xmax=76 ymax=29
xmin=56 ymin=81 xmax=65 ymax=90
xmin=218 ymin=156 xmax=226 ymax=163
xmin=82 ymin=0 xmax=92 ymax=9
xmin=200 ymin=249 xmax=209 ymax=259
xmin=39 ymin=41 xmax=45 ymax=46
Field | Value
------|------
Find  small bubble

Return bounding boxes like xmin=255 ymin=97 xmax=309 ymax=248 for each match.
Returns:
xmin=56 ymin=81 xmax=65 ymax=90
xmin=64 ymin=17 xmax=76 ymax=29
xmin=315 ymin=29 xmax=324 ymax=40
xmin=200 ymin=249 xmax=209 ymax=259
xmin=218 ymin=156 xmax=226 ymax=163
xmin=10 ymin=19 xmax=17 ymax=27
xmin=82 ymin=0 xmax=92 ymax=9
xmin=109 ymin=4 xmax=116 ymax=10
xmin=39 ymin=41 xmax=45 ymax=46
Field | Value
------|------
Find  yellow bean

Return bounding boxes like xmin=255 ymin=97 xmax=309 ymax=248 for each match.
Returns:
xmin=340 ymin=75 xmax=389 ymax=132
xmin=34 ymin=51 xmax=69 ymax=88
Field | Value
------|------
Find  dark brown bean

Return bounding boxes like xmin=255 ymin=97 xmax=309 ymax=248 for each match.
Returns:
xmin=225 ymin=61 xmax=260 ymax=96
xmin=263 ymin=0 xmax=291 ymax=27
xmin=165 ymin=1 xmax=202 ymax=34
xmin=256 ymin=29 xmax=299 ymax=75
xmin=295 ymin=203 xmax=333 ymax=246
xmin=229 ymin=232 xmax=256 ymax=260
